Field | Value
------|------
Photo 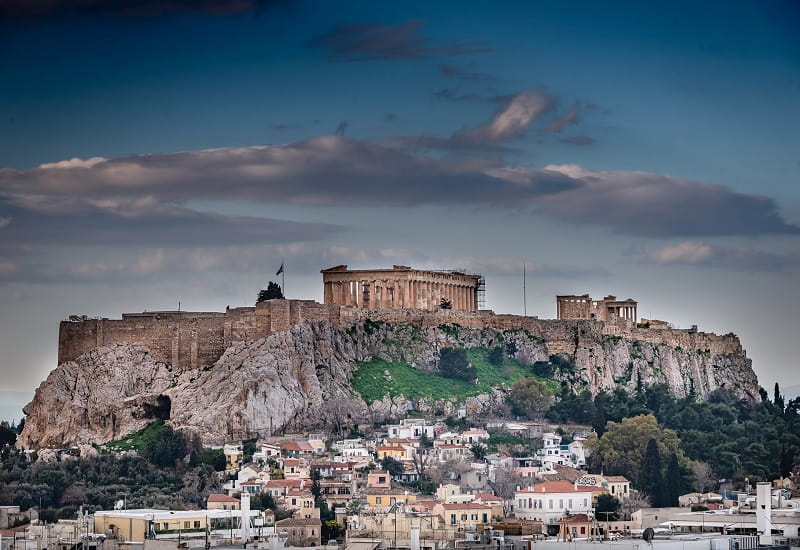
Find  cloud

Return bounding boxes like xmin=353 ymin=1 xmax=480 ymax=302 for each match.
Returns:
xmin=0 ymin=136 xmax=576 ymax=207
xmin=0 ymin=194 xmax=340 ymax=248
xmin=438 ymin=64 xmax=494 ymax=81
xmin=431 ymin=88 xmax=509 ymax=103
xmin=2 ymin=137 xmax=796 ymax=238
xmin=309 ymin=20 xmax=491 ymax=62
xmin=395 ymin=90 xmax=552 ymax=152
xmin=432 ymin=256 xmax=607 ymax=278
xmin=645 ymin=241 xmax=800 ymax=271
xmin=560 ymin=135 xmax=594 ymax=146
xmin=535 ymin=165 xmax=799 ymax=237
xmin=543 ymin=105 xmax=579 ymax=134
xmin=454 ymin=90 xmax=554 ymax=143
xmin=0 ymin=0 xmax=286 ymax=22
xmin=0 ymin=217 xmax=11 ymax=229
xmin=0 ymin=244 xmax=427 ymax=284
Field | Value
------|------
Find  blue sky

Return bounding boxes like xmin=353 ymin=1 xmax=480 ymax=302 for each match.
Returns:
xmin=0 ymin=0 xmax=798 ymax=420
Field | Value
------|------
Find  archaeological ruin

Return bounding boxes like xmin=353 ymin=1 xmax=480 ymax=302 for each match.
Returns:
xmin=556 ymin=294 xmax=638 ymax=322
xmin=321 ymin=265 xmax=483 ymax=311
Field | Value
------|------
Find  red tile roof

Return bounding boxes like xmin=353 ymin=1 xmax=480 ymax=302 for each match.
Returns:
xmin=208 ymin=494 xmax=240 ymax=503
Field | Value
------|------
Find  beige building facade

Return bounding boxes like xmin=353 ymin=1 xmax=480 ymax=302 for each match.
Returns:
xmin=321 ymin=265 xmax=481 ymax=311
xmin=557 ymin=294 xmax=638 ymax=323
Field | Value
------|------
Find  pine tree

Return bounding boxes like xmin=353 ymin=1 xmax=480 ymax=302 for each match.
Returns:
xmin=639 ymin=438 xmax=664 ymax=507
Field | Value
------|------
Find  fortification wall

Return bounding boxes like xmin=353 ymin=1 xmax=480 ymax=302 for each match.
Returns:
xmin=58 ymin=300 xmax=745 ymax=370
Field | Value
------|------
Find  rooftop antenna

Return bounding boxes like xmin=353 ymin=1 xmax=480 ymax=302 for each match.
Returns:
xmin=523 ymin=259 xmax=527 ymax=316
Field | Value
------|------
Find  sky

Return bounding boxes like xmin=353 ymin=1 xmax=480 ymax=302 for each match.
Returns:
xmin=0 ymin=0 xmax=799 ymax=422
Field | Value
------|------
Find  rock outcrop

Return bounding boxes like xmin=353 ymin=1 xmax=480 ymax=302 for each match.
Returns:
xmin=18 ymin=318 xmax=760 ymax=448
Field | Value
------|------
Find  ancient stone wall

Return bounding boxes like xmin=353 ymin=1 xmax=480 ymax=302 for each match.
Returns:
xmin=58 ymin=299 xmax=745 ymax=371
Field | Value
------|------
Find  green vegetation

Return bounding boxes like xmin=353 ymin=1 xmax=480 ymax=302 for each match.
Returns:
xmin=555 ymin=383 xmax=800 ymax=485
xmin=351 ymin=347 xmax=541 ymax=404
xmin=439 ymin=348 xmax=476 ymax=381
xmin=104 ymin=420 xmax=172 ymax=453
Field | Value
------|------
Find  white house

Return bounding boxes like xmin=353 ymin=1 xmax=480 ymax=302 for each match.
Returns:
xmin=515 ymin=481 xmax=600 ymax=525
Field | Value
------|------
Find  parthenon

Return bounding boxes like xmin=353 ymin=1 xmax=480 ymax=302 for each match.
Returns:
xmin=556 ymin=294 xmax=638 ymax=323
xmin=321 ymin=265 xmax=482 ymax=311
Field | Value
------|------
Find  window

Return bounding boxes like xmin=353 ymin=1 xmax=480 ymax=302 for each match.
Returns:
xmin=549 ymin=500 xmax=553 ymax=509
xmin=461 ymin=514 xmax=467 ymax=521
xmin=379 ymin=476 xmax=386 ymax=483
xmin=162 ymin=523 xmax=169 ymax=530
xmin=194 ymin=521 xmax=201 ymax=529
xmin=583 ymin=499 xmax=588 ymax=507
xmin=376 ymin=497 xmax=382 ymax=505
xmin=184 ymin=522 xmax=190 ymax=529
xmin=482 ymin=514 xmax=488 ymax=523
xmin=568 ymin=499 xmax=572 ymax=508
xmin=581 ymin=527 xmax=586 ymax=535
xmin=471 ymin=514 xmax=478 ymax=521
xmin=451 ymin=514 xmax=457 ymax=525
xmin=559 ymin=499 xmax=563 ymax=508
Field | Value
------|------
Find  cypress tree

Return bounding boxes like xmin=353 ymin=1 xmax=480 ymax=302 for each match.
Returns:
xmin=639 ymin=438 xmax=664 ymax=506
xmin=665 ymin=453 xmax=681 ymax=507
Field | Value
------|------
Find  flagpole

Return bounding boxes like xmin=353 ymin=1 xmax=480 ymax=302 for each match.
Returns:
xmin=523 ymin=259 xmax=527 ymax=316
xmin=282 ymin=259 xmax=285 ymax=298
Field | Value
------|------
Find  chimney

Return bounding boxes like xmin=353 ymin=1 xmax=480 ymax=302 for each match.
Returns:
xmin=411 ymin=525 xmax=421 ymax=550
xmin=756 ymin=482 xmax=772 ymax=544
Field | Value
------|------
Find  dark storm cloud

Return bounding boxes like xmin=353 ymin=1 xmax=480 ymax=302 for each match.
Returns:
xmin=1 ymin=137 xmax=797 ymax=238
xmin=309 ymin=20 xmax=492 ymax=62
xmin=0 ymin=194 xmax=340 ymax=247
xmin=645 ymin=241 xmax=800 ymax=272
xmin=0 ymin=0 xmax=286 ymax=22
xmin=437 ymin=64 xmax=494 ymax=81
xmin=560 ymin=135 xmax=594 ymax=146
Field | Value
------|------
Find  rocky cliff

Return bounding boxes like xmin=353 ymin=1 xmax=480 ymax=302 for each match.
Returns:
xmin=18 ymin=318 xmax=760 ymax=449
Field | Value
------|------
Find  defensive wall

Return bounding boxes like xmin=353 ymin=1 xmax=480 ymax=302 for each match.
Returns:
xmin=58 ymin=300 xmax=744 ymax=372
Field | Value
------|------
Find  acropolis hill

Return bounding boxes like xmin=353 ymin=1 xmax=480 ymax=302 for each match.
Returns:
xmin=21 ymin=265 xmax=760 ymax=449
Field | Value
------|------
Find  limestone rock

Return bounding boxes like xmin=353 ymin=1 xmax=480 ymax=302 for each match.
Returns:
xmin=18 ymin=343 xmax=173 ymax=449
xmin=19 ymin=319 xmax=760 ymax=448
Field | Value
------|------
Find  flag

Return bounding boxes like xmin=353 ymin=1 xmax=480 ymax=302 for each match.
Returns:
xmin=276 ymin=262 xmax=284 ymax=276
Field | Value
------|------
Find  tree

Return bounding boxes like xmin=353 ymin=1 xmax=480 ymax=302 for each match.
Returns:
xmin=639 ymin=439 xmax=664 ymax=507
xmin=141 ymin=424 xmax=187 ymax=468
xmin=488 ymin=347 xmax=504 ymax=366
xmin=619 ymin=491 xmax=650 ymax=520
xmin=588 ymin=414 xmax=684 ymax=485
xmin=438 ymin=348 xmax=476 ymax=382
xmin=256 ymin=281 xmax=284 ymax=304
xmin=489 ymin=462 xmax=523 ymax=517
xmin=690 ymin=461 xmax=716 ymax=493
xmin=0 ymin=422 xmax=17 ymax=447
xmin=439 ymin=297 xmax=453 ymax=309
xmin=508 ymin=378 xmax=553 ymax=419
xmin=195 ymin=448 xmax=226 ymax=471
xmin=470 ymin=443 xmax=488 ymax=462
xmin=418 ymin=432 xmax=433 ymax=449
xmin=774 ymin=382 xmax=785 ymax=413
xmin=381 ymin=456 xmax=404 ymax=478
xmin=595 ymin=493 xmax=620 ymax=521
xmin=664 ymin=453 xmax=682 ymax=507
